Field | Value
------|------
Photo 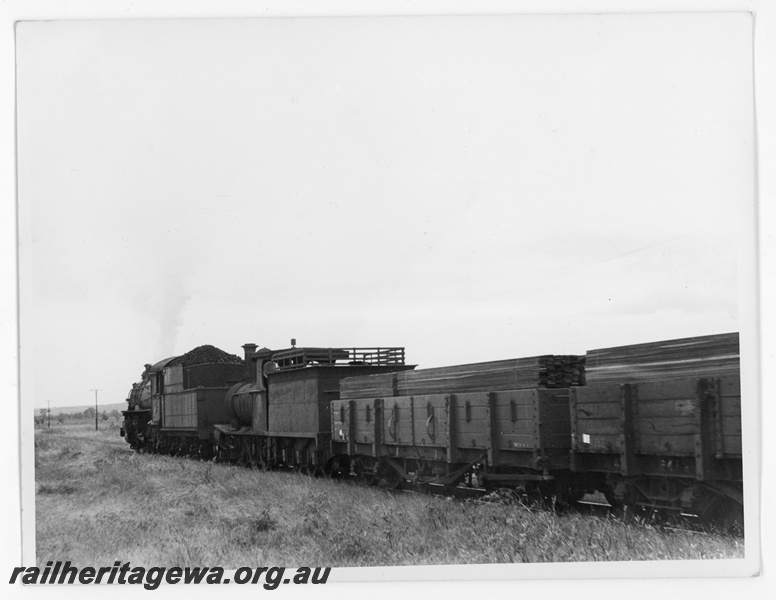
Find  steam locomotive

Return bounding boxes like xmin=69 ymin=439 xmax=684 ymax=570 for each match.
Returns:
xmin=121 ymin=334 xmax=743 ymax=527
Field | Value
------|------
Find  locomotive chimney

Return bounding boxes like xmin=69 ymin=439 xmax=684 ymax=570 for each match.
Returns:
xmin=242 ymin=343 xmax=258 ymax=381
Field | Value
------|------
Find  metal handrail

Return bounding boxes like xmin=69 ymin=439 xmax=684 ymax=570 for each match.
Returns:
xmin=272 ymin=347 xmax=406 ymax=371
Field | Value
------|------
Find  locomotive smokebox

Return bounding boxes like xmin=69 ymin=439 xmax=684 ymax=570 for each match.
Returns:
xmin=224 ymin=381 xmax=263 ymax=428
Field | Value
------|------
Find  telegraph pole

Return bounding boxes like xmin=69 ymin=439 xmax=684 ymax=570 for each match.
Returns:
xmin=47 ymin=401 xmax=50 ymax=428
xmin=91 ymin=389 xmax=102 ymax=431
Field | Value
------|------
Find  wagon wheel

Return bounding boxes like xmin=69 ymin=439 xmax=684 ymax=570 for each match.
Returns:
xmin=376 ymin=462 xmax=403 ymax=490
xmin=440 ymin=483 xmax=459 ymax=497
xmin=382 ymin=468 xmax=403 ymax=490
xmin=302 ymin=463 xmax=318 ymax=477
xmin=700 ymin=496 xmax=744 ymax=535
xmin=320 ymin=458 xmax=335 ymax=479
xmin=602 ymin=486 xmax=633 ymax=519
xmin=523 ymin=483 xmax=546 ymax=508
xmin=603 ymin=488 xmax=621 ymax=507
xmin=564 ymin=487 xmax=587 ymax=507
xmin=353 ymin=458 xmax=376 ymax=486
xmin=555 ymin=487 xmax=586 ymax=510
xmin=323 ymin=456 xmax=346 ymax=479
xmin=199 ymin=442 xmax=213 ymax=461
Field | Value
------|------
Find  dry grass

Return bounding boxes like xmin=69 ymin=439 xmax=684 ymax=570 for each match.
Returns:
xmin=34 ymin=422 xmax=745 ymax=568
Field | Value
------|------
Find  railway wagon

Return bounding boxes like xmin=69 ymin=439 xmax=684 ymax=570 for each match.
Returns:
xmin=213 ymin=345 xmax=413 ymax=472
xmin=331 ymin=384 xmax=582 ymax=500
xmin=569 ymin=374 xmax=743 ymax=522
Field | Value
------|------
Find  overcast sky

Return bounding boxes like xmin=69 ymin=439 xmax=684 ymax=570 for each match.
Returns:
xmin=16 ymin=14 xmax=753 ymax=409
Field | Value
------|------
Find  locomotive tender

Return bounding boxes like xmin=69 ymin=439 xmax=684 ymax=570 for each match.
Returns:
xmin=121 ymin=334 xmax=743 ymax=525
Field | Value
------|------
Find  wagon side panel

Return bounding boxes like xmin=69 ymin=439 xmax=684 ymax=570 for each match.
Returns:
xmin=451 ymin=392 xmax=491 ymax=461
xmin=411 ymin=394 xmax=450 ymax=449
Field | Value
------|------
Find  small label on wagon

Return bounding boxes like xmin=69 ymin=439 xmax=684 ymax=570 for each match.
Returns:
xmin=582 ymin=433 xmax=591 ymax=444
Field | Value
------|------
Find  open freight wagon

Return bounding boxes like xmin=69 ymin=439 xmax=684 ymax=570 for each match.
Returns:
xmin=569 ymin=374 xmax=743 ymax=521
xmin=572 ymin=331 xmax=743 ymax=522
xmin=331 ymin=355 xmax=586 ymax=499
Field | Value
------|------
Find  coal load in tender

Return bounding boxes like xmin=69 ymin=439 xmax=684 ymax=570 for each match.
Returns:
xmin=167 ymin=344 xmax=243 ymax=367
xmin=584 ymin=332 xmax=740 ymax=384
xmin=339 ymin=355 xmax=585 ymax=399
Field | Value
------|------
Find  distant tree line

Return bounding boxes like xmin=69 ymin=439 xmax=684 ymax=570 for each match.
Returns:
xmin=34 ymin=407 xmax=121 ymax=426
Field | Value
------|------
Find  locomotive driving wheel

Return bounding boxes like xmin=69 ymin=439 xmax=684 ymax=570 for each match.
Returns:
xmin=259 ymin=445 xmax=270 ymax=471
xmin=247 ymin=442 xmax=259 ymax=469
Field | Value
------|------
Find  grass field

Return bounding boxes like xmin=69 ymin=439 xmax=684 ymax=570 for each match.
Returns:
xmin=33 ymin=421 xmax=745 ymax=568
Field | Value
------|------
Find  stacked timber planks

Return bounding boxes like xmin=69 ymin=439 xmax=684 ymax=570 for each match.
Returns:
xmin=340 ymin=372 xmax=398 ymax=399
xmin=584 ymin=332 xmax=739 ymax=384
xmin=340 ymin=355 xmax=584 ymax=399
